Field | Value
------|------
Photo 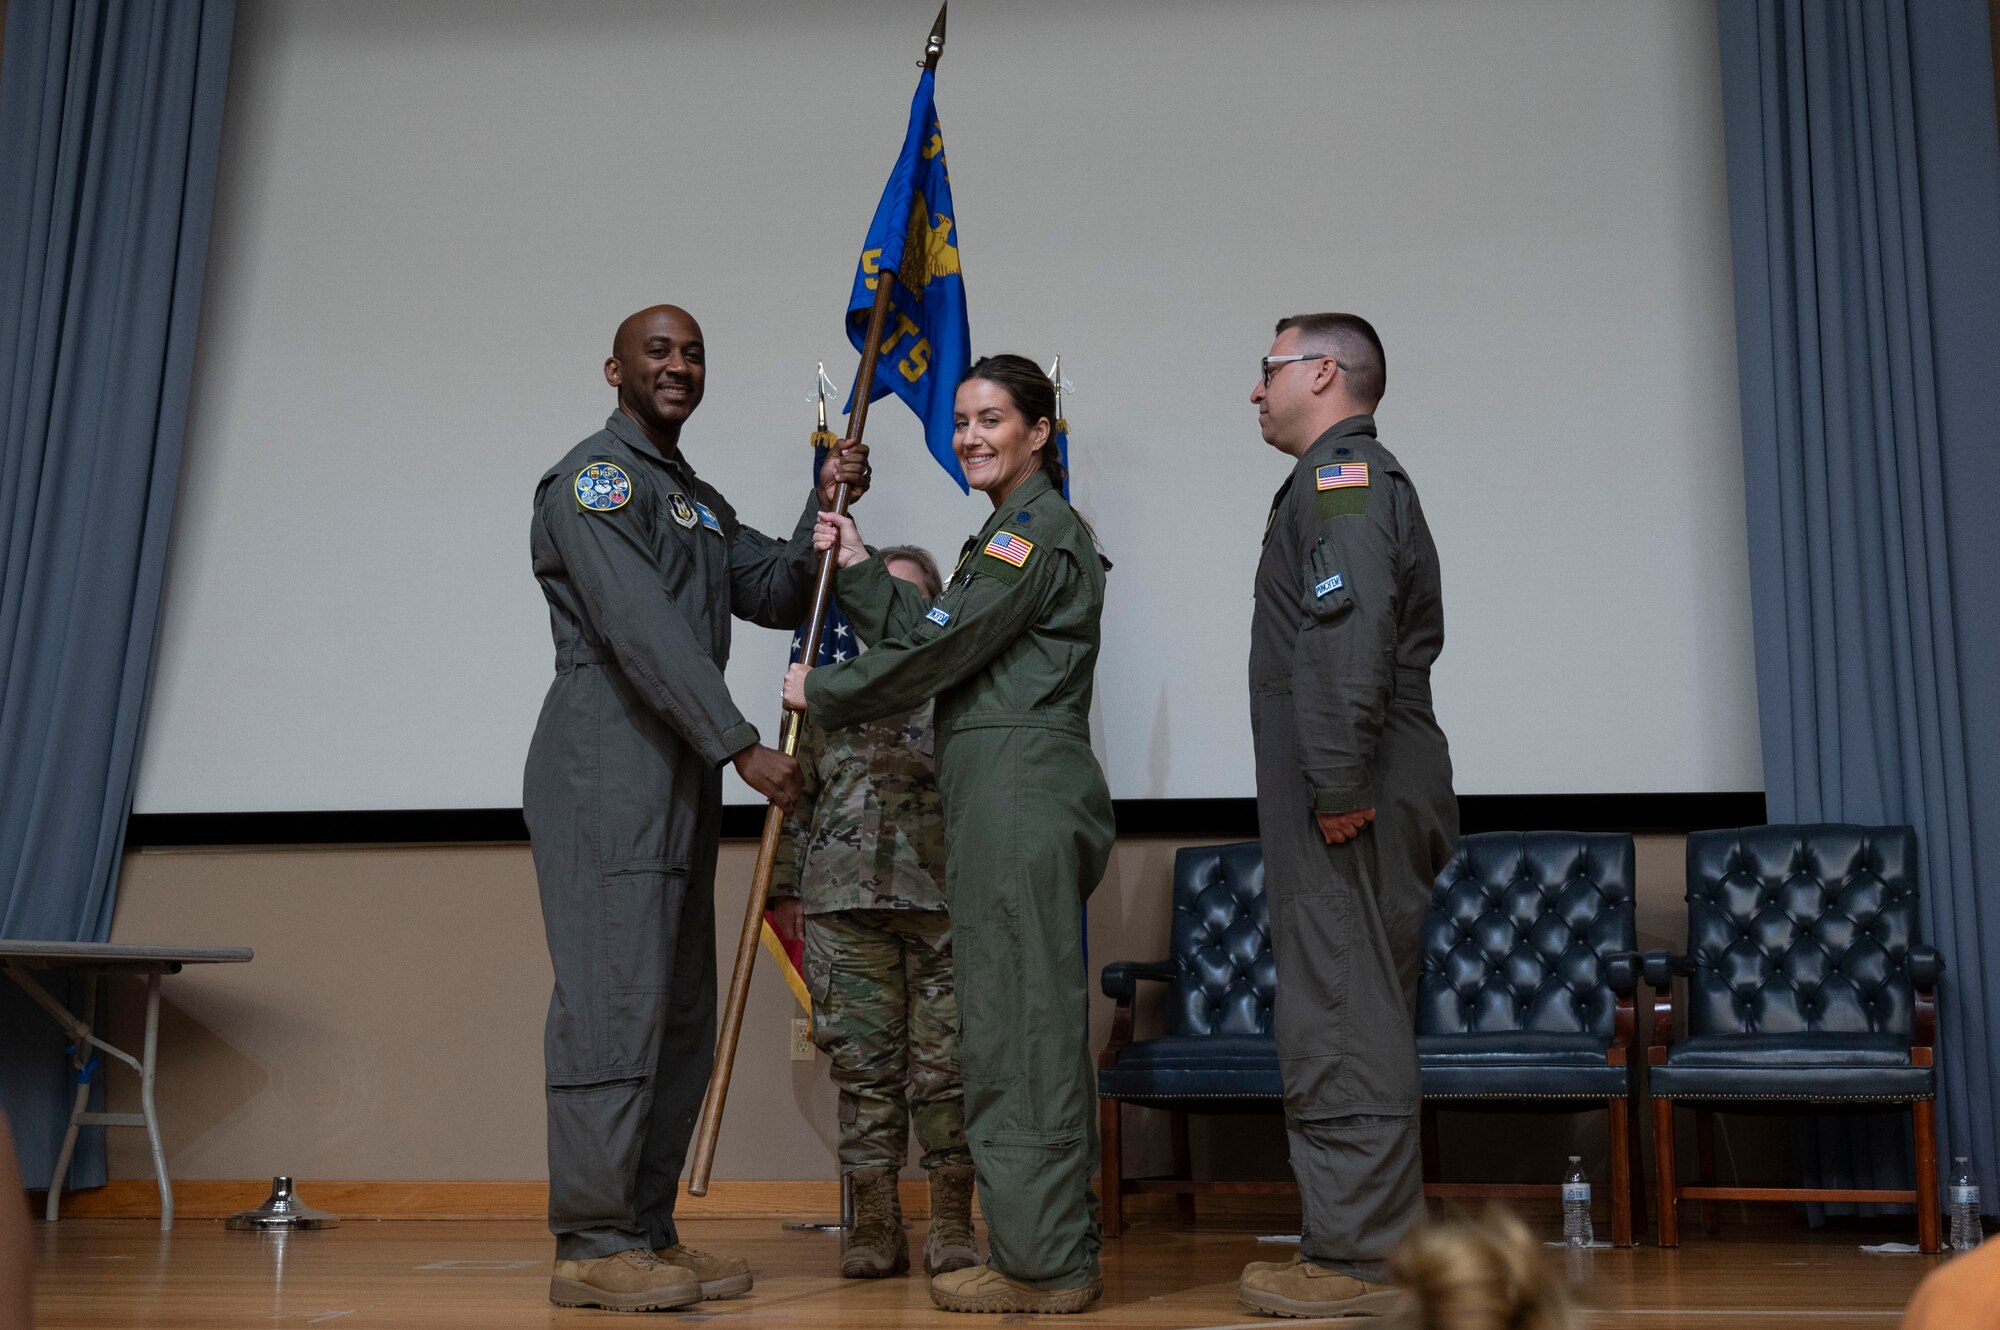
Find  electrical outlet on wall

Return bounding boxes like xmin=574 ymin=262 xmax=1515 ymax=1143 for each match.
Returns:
xmin=790 ymin=1017 xmax=813 ymax=1061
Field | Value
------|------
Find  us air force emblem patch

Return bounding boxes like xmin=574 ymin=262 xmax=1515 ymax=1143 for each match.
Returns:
xmin=925 ymin=605 xmax=952 ymax=627
xmin=668 ymin=493 xmax=698 ymax=528
xmin=696 ymin=502 xmax=724 ymax=535
xmin=576 ymin=463 xmax=631 ymax=512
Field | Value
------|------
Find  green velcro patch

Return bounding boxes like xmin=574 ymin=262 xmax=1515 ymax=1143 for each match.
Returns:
xmin=1314 ymin=486 xmax=1373 ymax=520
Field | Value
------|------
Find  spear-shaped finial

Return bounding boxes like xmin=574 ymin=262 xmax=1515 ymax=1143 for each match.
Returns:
xmin=922 ymin=3 xmax=947 ymax=70
xmin=810 ymin=361 xmax=840 ymax=448
xmin=1046 ymin=353 xmax=1075 ymax=414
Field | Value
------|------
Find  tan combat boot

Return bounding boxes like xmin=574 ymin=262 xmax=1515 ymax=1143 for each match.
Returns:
xmin=548 ymin=1247 xmax=701 ymax=1311
xmin=840 ymin=1165 xmax=910 ymax=1278
xmin=923 ymin=1165 xmax=979 ymax=1275
xmin=930 ymin=1264 xmax=1102 ymax=1314
xmin=653 ymin=1242 xmax=753 ymax=1299
xmin=1237 ymin=1254 xmax=1402 ymax=1318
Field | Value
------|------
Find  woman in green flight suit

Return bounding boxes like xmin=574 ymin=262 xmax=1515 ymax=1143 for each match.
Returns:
xmin=782 ymin=355 xmax=1113 ymax=1316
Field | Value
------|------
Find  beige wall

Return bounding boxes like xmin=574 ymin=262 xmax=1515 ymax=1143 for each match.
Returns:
xmin=101 ymin=831 xmax=1781 ymax=1189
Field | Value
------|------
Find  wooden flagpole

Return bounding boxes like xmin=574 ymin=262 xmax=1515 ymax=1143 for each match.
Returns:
xmin=687 ymin=2 xmax=949 ymax=1196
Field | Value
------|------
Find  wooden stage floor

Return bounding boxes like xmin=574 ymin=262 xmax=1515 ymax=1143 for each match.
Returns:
xmin=32 ymin=1212 xmax=1939 ymax=1328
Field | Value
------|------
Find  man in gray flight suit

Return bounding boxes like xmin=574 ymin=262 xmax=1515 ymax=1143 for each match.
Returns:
xmin=1238 ymin=313 xmax=1458 ymax=1319
xmin=525 ymin=305 xmax=869 ymax=1313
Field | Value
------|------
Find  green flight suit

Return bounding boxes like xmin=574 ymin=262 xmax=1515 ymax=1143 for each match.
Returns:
xmin=1249 ymin=415 xmax=1457 ymax=1283
xmin=525 ymin=410 xmax=818 ymax=1260
xmin=804 ymin=471 xmax=1113 ymax=1291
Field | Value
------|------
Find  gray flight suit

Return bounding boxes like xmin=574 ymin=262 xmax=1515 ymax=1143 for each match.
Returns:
xmin=524 ymin=410 xmax=818 ymax=1260
xmin=1249 ymin=414 xmax=1457 ymax=1283
xmin=803 ymin=471 xmax=1114 ymax=1291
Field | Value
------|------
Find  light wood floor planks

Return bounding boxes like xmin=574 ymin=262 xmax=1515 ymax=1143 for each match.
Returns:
xmin=31 ymin=1213 xmax=1940 ymax=1329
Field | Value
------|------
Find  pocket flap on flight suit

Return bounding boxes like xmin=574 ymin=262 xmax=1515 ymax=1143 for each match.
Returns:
xmin=598 ymin=859 xmax=690 ymax=998
xmin=1305 ymin=538 xmax=1356 ymax=624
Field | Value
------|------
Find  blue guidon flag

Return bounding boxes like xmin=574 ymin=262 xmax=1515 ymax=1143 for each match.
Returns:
xmin=843 ymin=68 xmax=972 ymax=490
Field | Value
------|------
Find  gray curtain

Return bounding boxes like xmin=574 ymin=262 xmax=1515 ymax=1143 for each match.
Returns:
xmin=1717 ymin=0 xmax=2000 ymax=1215
xmin=0 ymin=0 xmax=235 ymax=1188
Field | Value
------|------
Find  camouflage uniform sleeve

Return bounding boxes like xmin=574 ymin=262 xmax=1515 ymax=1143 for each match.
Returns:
xmin=539 ymin=474 xmax=758 ymax=765
xmin=805 ymin=530 xmax=1061 ymax=730
xmin=768 ymin=717 xmax=825 ymax=901
xmin=1290 ymin=471 xmax=1405 ymax=812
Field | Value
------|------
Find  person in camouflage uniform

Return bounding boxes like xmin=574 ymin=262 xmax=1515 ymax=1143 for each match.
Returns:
xmin=768 ymin=545 xmax=977 ymax=1282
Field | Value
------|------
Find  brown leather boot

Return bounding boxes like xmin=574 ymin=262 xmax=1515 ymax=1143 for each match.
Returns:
xmin=1236 ymin=1255 xmax=1402 ymax=1318
xmin=548 ymin=1248 xmax=701 ymax=1311
xmin=930 ymin=1264 xmax=1102 ymax=1314
xmin=652 ymin=1242 xmax=752 ymax=1299
xmin=923 ymin=1165 xmax=979 ymax=1275
xmin=840 ymin=1166 xmax=910 ymax=1279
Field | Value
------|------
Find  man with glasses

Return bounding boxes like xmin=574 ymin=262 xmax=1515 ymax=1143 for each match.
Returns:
xmin=1239 ymin=313 xmax=1458 ymax=1319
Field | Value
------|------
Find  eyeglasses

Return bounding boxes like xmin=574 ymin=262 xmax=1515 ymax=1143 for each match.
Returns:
xmin=1260 ymin=353 xmax=1331 ymax=386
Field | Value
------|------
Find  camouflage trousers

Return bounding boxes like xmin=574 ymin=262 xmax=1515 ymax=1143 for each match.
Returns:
xmin=803 ymin=908 xmax=971 ymax=1173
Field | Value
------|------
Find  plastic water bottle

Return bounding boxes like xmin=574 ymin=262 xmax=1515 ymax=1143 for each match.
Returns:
xmin=1562 ymin=1156 xmax=1594 ymax=1248
xmin=1950 ymin=1157 xmax=1982 ymax=1251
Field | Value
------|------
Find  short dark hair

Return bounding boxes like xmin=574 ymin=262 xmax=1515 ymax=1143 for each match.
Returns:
xmin=876 ymin=545 xmax=942 ymax=598
xmin=1275 ymin=312 xmax=1386 ymax=407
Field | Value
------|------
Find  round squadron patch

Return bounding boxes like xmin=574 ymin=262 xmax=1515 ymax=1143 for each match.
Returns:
xmin=576 ymin=462 xmax=631 ymax=512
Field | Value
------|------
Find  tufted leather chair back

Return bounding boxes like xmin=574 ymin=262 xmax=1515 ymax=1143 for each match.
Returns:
xmin=1684 ymin=825 xmax=1920 ymax=1039
xmin=1419 ymin=831 xmax=1636 ymax=1037
xmin=1169 ymin=841 xmax=1276 ymax=1037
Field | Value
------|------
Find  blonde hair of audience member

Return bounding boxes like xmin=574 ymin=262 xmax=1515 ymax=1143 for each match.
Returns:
xmin=1387 ymin=1206 xmax=1574 ymax=1330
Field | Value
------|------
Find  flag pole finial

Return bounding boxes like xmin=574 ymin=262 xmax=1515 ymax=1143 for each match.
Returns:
xmin=923 ymin=4 xmax=947 ymax=70
xmin=810 ymin=361 xmax=840 ymax=448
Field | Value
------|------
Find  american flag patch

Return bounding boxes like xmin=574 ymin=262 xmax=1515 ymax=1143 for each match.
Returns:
xmin=1317 ymin=462 xmax=1369 ymax=490
xmin=984 ymin=531 xmax=1035 ymax=567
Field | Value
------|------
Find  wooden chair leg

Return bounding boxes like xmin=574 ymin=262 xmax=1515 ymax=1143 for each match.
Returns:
xmin=1695 ymin=1108 xmax=1720 ymax=1234
xmin=1607 ymin=1096 xmax=1633 ymax=1247
xmin=1421 ymin=1103 xmax=1442 ymax=1187
xmin=1169 ymin=1109 xmax=1197 ymax=1226
xmin=1627 ymin=1089 xmax=1648 ymax=1237
xmin=1099 ymin=1096 xmax=1124 ymax=1238
xmin=1914 ymin=1098 xmax=1941 ymax=1255
xmin=1652 ymin=1097 xmax=1680 ymax=1247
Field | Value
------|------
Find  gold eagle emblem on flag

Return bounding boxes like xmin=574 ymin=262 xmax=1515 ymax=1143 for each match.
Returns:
xmin=896 ymin=189 xmax=961 ymax=298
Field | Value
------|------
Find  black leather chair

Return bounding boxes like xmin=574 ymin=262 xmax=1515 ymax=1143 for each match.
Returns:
xmin=1418 ymin=831 xmax=1645 ymax=1245
xmin=1645 ymin=825 xmax=1944 ymax=1251
xmin=1097 ymin=841 xmax=1286 ymax=1235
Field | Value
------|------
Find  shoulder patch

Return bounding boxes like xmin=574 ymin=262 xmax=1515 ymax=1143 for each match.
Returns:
xmin=576 ymin=462 xmax=631 ymax=512
xmin=668 ymin=492 xmax=698 ymax=528
xmin=983 ymin=532 xmax=1035 ymax=567
xmin=1315 ymin=486 xmax=1373 ymax=520
xmin=1316 ymin=461 xmax=1369 ymax=491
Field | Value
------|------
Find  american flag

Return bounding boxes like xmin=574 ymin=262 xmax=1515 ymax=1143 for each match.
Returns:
xmin=791 ymin=443 xmax=858 ymax=667
xmin=984 ymin=531 xmax=1034 ymax=567
xmin=1316 ymin=461 xmax=1369 ymax=490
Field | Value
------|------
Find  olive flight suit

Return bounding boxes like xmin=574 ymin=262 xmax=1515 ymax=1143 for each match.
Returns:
xmin=1249 ymin=415 xmax=1457 ymax=1283
xmin=525 ymin=410 xmax=819 ymax=1261
xmin=804 ymin=471 xmax=1114 ymax=1291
